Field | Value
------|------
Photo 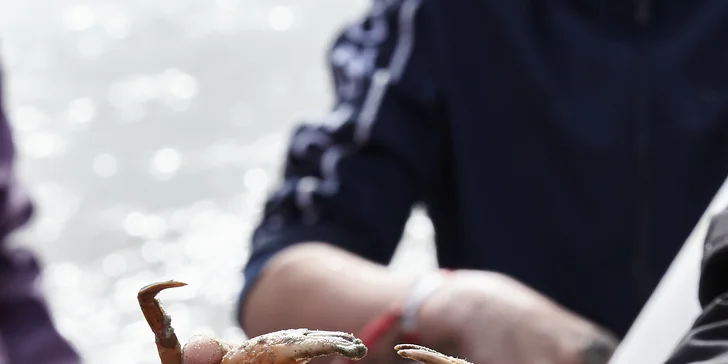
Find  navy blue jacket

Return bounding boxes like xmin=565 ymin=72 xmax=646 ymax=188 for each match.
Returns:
xmin=241 ymin=0 xmax=728 ymax=338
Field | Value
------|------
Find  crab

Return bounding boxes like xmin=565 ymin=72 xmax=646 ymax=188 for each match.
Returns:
xmin=138 ymin=280 xmax=368 ymax=364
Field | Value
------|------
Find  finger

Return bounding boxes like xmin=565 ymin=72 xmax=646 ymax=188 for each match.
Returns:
xmin=183 ymin=334 xmax=234 ymax=364
xmin=395 ymin=344 xmax=472 ymax=364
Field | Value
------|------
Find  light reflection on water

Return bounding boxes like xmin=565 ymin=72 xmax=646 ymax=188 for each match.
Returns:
xmin=0 ymin=1 xmax=438 ymax=363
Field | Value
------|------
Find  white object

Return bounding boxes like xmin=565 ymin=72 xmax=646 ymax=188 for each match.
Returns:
xmin=400 ymin=270 xmax=448 ymax=334
xmin=609 ymin=177 xmax=728 ymax=364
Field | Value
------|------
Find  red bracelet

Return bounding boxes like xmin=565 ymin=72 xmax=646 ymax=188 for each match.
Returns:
xmin=361 ymin=303 xmax=412 ymax=348
xmin=333 ymin=269 xmax=451 ymax=364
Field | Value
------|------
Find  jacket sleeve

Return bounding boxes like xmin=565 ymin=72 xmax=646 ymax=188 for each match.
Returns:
xmin=0 ymin=61 xmax=80 ymax=363
xmin=663 ymin=208 xmax=728 ymax=363
xmin=238 ymin=0 xmax=444 ymax=315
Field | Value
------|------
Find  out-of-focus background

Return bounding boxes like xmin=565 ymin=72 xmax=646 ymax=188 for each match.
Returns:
xmin=0 ymin=1 xmax=438 ymax=363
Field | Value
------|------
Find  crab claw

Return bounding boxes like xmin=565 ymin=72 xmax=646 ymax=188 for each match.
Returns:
xmin=221 ymin=329 xmax=367 ymax=364
xmin=138 ymin=280 xmax=188 ymax=364
xmin=395 ymin=344 xmax=472 ymax=364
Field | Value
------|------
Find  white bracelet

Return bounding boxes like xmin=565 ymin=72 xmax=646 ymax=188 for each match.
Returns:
xmin=400 ymin=270 xmax=448 ymax=335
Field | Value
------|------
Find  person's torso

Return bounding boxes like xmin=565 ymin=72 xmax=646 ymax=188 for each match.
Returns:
xmin=421 ymin=0 xmax=728 ymax=337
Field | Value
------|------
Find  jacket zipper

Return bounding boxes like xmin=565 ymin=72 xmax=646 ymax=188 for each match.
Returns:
xmin=633 ymin=0 xmax=652 ymax=305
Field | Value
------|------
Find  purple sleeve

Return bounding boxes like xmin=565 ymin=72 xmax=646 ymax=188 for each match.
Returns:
xmin=0 ymin=66 xmax=80 ymax=364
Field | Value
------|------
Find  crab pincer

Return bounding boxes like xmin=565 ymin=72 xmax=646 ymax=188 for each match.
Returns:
xmin=221 ymin=329 xmax=367 ymax=364
xmin=395 ymin=344 xmax=472 ymax=364
xmin=138 ymin=280 xmax=188 ymax=364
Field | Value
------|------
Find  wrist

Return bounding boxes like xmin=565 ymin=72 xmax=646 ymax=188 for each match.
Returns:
xmin=399 ymin=269 xmax=451 ymax=343
xmin=352 ymin=270 xmax=449 ymax=347
xmin=332 ymin=269 xmax=452 ymax=364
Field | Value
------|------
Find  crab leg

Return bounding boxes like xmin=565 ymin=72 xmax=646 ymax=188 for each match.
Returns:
xmin=138 ymin=280 xmax=188 ymax=364
xmin=395 ymin=344 xmax=473 ymax=364
xmin=221 ymin=329 xmax=368 ymax=364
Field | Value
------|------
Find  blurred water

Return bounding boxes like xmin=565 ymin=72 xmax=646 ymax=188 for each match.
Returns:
xmin=0 ymin=1 xmax=438 ymax=363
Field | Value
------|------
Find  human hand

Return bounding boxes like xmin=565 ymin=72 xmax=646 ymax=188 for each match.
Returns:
xmin=413 ymin=270 xmax=619 ymax=364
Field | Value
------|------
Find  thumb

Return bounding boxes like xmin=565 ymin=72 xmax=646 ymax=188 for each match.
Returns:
xmin=182 ymin=334 xmax=235 ymax=364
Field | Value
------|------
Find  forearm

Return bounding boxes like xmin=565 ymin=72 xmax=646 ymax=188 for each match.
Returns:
xmin=241 ymin=242 xmax=417 ymax=338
